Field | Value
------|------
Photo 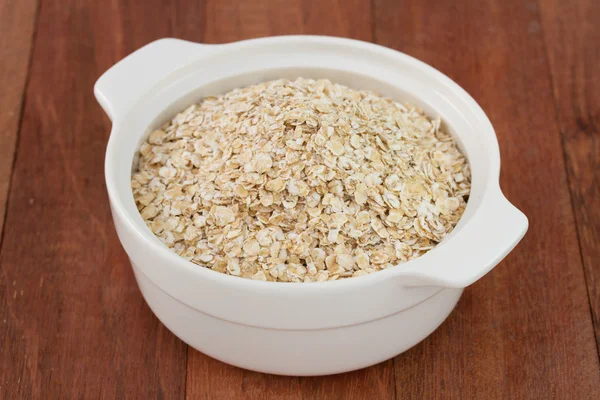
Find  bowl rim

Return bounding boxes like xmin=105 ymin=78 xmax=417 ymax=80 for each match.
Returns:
xmin=102 ymin=35 xmax=505 ymax=293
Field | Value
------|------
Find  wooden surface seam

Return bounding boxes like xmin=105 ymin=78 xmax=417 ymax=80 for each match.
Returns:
xmin=0 ymin=0 xmax=599 ymax=398
xmin=0 ymin=0 xmax=39 ymax=239
xmin=537 ymin=0 xmax=600 ymax=360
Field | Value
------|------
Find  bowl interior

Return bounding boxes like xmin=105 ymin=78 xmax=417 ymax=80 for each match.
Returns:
xmin=108 ymin=44 xmax=499 ymax=265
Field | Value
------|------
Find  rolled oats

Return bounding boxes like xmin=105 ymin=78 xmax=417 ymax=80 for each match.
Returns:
xmin=131 ymin=78 xmax=471 ymax=282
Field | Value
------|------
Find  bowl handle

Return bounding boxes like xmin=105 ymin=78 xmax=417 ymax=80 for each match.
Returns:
xmin=94 ymin=38 xmax=213 ymax=122
xmin=392 ymin=187 xmax=528 ymax=288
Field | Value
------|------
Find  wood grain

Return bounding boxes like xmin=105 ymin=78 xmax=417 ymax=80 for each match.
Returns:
xmin=202 ymin=0 xmax=372 ymax=44
xmin=374 ymin=0 xmax=600 ymax=398
xmin=0 ymin=0 xmax=38 ymax=236
xmin=1 ymin=0 xmax=599 ymax=398
xmin=185 ymin=1 xmax=395 ymax=400
xmin=0 ymin=0 xmax=208 ymax=397
xmin=538 ymin=0 xmax=600 ymax=357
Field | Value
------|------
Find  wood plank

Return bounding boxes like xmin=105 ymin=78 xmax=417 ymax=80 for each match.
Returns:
xmin=538 ymin=0 xmax=600 ymax=358
xmin=0 ymin=0 xmax=38 ymax=236
xmin=374 ymin=0 xmax=600 ymax=398
xmin=202 ymin=0 xmax=372 ymax=44
xmin=3 ymin=0 xmax=596 ymax=398
xmin=0 ymin=0 xmax=211 ymax=397
xmin=186 ymin=1 xmax=395 ymax=399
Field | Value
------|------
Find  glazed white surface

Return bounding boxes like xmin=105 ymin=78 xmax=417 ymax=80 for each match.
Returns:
xmin=95 ymin=36 xmax=528 ymax=374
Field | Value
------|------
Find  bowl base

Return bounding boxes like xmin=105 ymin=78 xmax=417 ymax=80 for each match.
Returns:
xmin=133 ymin=265 xmax=462 ymax=376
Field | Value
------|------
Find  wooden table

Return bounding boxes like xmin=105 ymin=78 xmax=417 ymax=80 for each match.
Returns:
xmin=1 ymin=0 xmax=598 ymax=398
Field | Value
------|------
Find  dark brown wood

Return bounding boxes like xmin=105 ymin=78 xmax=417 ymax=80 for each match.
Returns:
xmin=189 ymin=351 xmax=396 ymax=400
xmin=202 ymin=0 xmax=372 ymax=44
xmin=188 ymin=354 xmax=303 ymax=400
xmin=0 ymin=0 xmax=38 ymax=235
xmin=185 ymin=1 xmax=395 ymax=400
xmin=374 ymin=0 xmax=600 ymax=398
xmin=538 ymin=0 xmax=600 ymax=358
xmin=1 ymin=0 xmax=600 ymax=398
xmin=0 ymin=0 xmax=209 ymax=397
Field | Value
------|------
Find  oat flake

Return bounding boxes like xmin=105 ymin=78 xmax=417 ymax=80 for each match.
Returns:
xmin=132 ymin=78 xmax=471 ymax=282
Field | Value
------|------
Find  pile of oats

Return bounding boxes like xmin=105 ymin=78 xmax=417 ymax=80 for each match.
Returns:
xmin=131 ymin=78 xmax=471 ymax=282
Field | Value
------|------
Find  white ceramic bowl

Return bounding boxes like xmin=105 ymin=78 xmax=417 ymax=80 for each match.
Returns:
xmin=95 ymin=36 xmax=528 ymax=376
